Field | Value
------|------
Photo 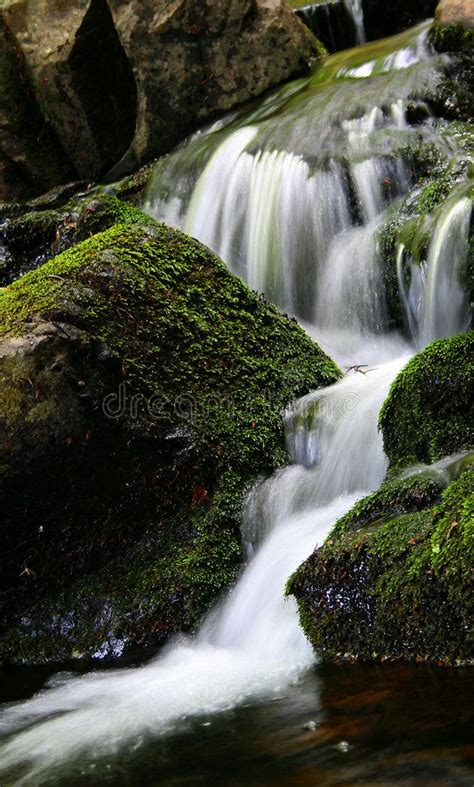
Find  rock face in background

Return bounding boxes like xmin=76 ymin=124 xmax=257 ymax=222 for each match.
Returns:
xmin=436 ymin=0 xmax=474 ymax=30
xmin=0 ymin=205 xmax=341 ymax=663
xmin=0 ymin=0 xmax=317 ymax=200
xmin=1 ymin=0 xmax=138 ymax=188
xmin=108 ymin=0 xmax=319 ymax=174
xmin=362 ymin=0 xmax=437 ymax=41
xmin=431 ymin=0 xmax=474 ymax=50
xmin=0 ymin=15 xmax=74 ymax=202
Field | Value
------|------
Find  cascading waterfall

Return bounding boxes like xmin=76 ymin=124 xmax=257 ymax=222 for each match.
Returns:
xmin=145 ymin=22 xmax=471 ymax=352
xmin=343 ymin=0 xmax=365 ymax=43
xmin=0 ymin=21 xmax=472 ymax=785
xmin=397 ymin=186 xmax=473 ymax=347
xmin=293 ymin=0 xmax=365 ymax=52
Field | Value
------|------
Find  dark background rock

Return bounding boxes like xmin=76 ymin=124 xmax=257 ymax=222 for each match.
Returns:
xmin=0 ymin=15 xmax=75 ymax=202
xmin=294 ymin=0 xmax=358 ymax=53
xmin=362 ymin=0 xmax=437 ymax=41
xmin=0 ymin=0 xmax=318 ymax=200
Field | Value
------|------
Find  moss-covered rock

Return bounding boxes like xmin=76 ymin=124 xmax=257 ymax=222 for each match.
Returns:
xmin=431 ymin=21 xmax=474 ymax=51
xmin=430 ymin=0 xmax=474 ymax=52
xmin=290 ymin=462 xmax=473 ymax=666
xmin=0 ymin=193 xmax=149 ymax=286
xmin=379 ymin=332 xmax=474 ymax=469
xmin=0 ymin=211 xmax=341 ymax=664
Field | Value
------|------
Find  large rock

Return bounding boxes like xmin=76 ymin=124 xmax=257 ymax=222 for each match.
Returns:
xmin=290 ymin=459 xmax=474 ymax=666
xmin=379 ymin=332 xmax=474 ymax=469
xmin=431 ymin=0 xmax=474 ymax=50
xmin=436 ymin=0 xmax=474 ymax=30
xmin=0 ymin=14 xmax=74 ymax=201
xmin=0 ymin=207 xmax=341 ymax=663
xmin=0 ymin=0 xmax=318 ymax=194
xmin=108 ymin=0 xmax=319 ymax=173
xmin=1 ymin=0 xmax=138 ymax=182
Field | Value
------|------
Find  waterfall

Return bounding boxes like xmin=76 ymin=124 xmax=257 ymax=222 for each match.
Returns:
xmin=396 ymin=188 xmax=473 ymax=347
xmin=343 ymin=0 xmax=365 ymax=43
xmin=420 ymin=196 xmax=472 ymax=344
xmin=144 ymin=22 xmax=468 ymax=357
xmin=294 ymin=0 xmax=364 ymax=53
xmin=0 ymin=344 xmax=407 ymax=784
xmin=0 ymin=21 xmax=471 ymax=784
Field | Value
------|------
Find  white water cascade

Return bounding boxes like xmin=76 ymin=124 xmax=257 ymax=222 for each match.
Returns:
xmin=397 ymin=190 xmax=473 ymax=347
xmin=343 ymin=0 xmax=365 ymax=43
xmin=0 ymin=21 xmax=472 ymax=786
xmin=0 ymin=349 xmax=406 ymax=784
xmin=145 ymin=23 xmax=471 ymax=352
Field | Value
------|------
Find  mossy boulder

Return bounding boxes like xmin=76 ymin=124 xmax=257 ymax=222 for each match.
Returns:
xmin=0 ymin=193 xmax=149 ymax=286
xmin=0 ymin=210 xmax=341 ymax=664
xmin=431 ymin=0 xmax=474 ymax=52
xmin=290 ymin=462 xmax=474 ymax=666
xmin=380 ymin=332 xmax=474 ymax=469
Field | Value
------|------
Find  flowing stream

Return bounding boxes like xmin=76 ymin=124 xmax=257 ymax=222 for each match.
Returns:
xmin=0 ymin=21 xmax=472 ymax=786
xmin=292 ymin=0 xmax=365 ymax=51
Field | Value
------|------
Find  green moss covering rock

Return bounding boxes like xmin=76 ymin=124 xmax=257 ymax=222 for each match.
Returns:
xmin=431 ymin=0 xmax=474 ymax=53
xmin=0 ymin=192 xmax=150 ymax=286
xmin=0 ymin=210 xmax=341 ymax=664
xmin=290 ymin=462 xmax=473 ymax=666
xmin=430 ymin=21 xmax=474 ymax=52
xmin=380 ymin=332 xmax=474 ymax=469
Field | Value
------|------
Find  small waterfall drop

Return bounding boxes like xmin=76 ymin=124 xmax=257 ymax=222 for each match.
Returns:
xmin=343 ymin=0 xmax=365 ymax=43
xmin=396 ymin=186 xmax=473 ymax=346
xmin=420 ymin=195 xmax=472 ymax=344
xmin=293 ymin=0 xmax=365 ymax=52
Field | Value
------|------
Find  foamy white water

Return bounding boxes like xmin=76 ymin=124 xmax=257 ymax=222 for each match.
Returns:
xmin=0 ymin=498 xmax=354 ymax=783
xmin=343 ymin=0 xmax=365 ymax=43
